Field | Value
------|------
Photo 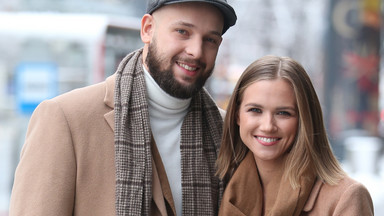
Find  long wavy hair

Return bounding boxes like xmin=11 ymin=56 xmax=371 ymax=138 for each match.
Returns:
xmin=216 ymin=55 xmax=345 ymax=188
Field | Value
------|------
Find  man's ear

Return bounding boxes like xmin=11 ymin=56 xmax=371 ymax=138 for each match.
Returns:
xmin=141 ymin=14 xmax=154 ymax=44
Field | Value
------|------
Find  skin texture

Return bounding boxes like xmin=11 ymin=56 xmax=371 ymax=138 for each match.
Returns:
xmin=236 ymin=78 xmax=299 ymax=208
xmin=140 ymin=2 xmax=224 ymax=98
xmin=237 ymin=78 xmax=298 ymax=169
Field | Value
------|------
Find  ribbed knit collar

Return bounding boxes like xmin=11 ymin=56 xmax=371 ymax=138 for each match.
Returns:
xmin=143 ymin=66 xmax=191 ymax=116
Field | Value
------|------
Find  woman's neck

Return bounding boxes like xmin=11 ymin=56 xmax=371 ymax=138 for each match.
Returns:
xmin=254 ymin=154 xmax=285 ymax=184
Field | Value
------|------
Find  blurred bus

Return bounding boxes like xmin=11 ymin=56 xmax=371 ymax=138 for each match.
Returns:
xmin=0 ymin=13 xmax=142 ymax=213
xmin=0 ymin=12 xmax=142 ymax=115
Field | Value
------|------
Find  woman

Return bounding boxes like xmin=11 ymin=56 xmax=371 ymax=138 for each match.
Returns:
xmin=216 ymin=55 xmax=374 ymax=215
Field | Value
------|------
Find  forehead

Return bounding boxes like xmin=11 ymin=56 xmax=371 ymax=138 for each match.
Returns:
xmin=153 ymin=2 xmax=224 ymax=33
xmin=157 ymin=2 xmax=223 ymax=15
xmin=242 ymin=79 xmax=296 ymax=104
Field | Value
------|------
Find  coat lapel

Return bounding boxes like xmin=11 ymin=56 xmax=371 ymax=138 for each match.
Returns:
xmin=104 ymin=73 xmax=169 ymax=215
xmin=219 ymin=151 xmax=317 ymax=216
xmin=219 ymin=151 xmax=263 ymax=215
xmin=302 ymin=179 xmax=323 ymax=212
xmin=103 ymin=74 xmax=116 ymax=132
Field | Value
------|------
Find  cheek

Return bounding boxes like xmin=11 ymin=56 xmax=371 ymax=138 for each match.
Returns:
xmin=206 ymin=50 xmax=219 ymax=66
xmin=237 ymin=115 xmax=256 ymax=139
xmin=237 ymin=112 xmax=249 ymax=129
xmin=156 ymin=35 xmax=179 ymax=53
xmin=283 ymin=120 xmax=298 ymax=145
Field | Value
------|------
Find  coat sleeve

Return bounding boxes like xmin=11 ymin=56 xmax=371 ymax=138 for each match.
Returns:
xmin=333 ymin=181 xmax=374 ymax=216
xmin=9 ymin=99 xmax=76 ymax=216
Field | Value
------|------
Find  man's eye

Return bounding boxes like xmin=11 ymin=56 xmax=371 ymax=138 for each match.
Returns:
xmin=177 ymin=29 xmax=187 ymax=35
xmin=206 ymin=38 xmax=217 ymax=44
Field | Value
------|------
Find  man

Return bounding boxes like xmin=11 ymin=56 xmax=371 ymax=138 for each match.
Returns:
xmin=9 ymin=0 xmax=237 ymax=215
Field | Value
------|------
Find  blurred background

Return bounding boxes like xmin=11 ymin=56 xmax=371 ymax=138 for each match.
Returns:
xmin=0 ymin=0 xmax=383 ymax=215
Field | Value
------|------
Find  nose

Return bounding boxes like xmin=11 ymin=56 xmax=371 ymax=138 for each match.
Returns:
xmin=259 ymin=114 xmax=277 ymax=132
xmin=185 ymin=37 xmax=203 ymax=59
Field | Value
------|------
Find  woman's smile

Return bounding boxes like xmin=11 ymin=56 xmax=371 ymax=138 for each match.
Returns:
xmin=237 ymin=78 xmax=298 ymax=162
xmin=256 ymin=136 xmax=281 ymax=146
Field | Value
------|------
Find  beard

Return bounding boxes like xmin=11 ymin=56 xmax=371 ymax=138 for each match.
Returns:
xmin=145 ymin=40 xmax=214 ymax=99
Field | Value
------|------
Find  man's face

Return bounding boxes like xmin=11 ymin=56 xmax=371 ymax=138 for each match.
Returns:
xmin=143 ymin=2 xmax=224 ymax=99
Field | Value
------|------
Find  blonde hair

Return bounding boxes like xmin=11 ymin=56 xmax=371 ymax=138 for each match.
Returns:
xmin=216 ymin=55 xmax=345 ymax=188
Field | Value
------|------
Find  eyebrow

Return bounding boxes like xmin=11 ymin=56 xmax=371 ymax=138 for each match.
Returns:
xmin=276 ymin=107 xmax=297 ymax=112
xmin=171 ymin=21 xmax=222 ymax=37
xmin=244 ymin=103 xmax=297 ymax=111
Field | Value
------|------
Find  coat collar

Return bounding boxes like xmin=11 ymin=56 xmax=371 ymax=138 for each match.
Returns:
xmin=302 ymin=178 xmax=323 ymax=212
xmin=104 ymin=74 xmax=116 ymax=132
xmin=103 ymin=73 xmax=171 ymax=215
xmin=219 ymin=151 xmax=321 ymax=215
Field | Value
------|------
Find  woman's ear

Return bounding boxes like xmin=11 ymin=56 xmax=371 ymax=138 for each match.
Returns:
xmin=141 ymin=14 xmax=154 ymax=44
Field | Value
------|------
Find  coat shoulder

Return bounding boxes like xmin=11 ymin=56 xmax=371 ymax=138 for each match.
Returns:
xmin=54 ymin=80 xmax=107 ymax=107
xmin=48 ymin=74 xmax=115 ymax=115
xmin=304 ymin=175 xmax=374 ymax=215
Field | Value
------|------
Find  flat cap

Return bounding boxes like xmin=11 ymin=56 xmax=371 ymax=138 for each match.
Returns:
xmin=146 ymin=0 xmax=237 ymax=34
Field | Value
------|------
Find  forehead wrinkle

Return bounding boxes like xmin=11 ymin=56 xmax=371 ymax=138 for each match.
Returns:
xmin=151 ymin=3 xmax=224 ymax=36
xmin=171 ymin=20 xmax=195 ymax=28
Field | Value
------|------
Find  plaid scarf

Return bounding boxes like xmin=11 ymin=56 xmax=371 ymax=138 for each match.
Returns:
xmin=114 ymin=48 xmax=224 ymax=215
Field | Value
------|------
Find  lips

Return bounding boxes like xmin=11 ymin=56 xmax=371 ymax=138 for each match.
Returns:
xmin=178 ymin=62 xmax=197 ymax=71
xmin=177 ymin=61 xmax=200 ymax=77
xmin=256 ymin=136 xmax=280 ymax=146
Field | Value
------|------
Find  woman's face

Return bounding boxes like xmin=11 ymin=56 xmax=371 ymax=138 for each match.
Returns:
xmin=237 ymin=78 xmax=298 ymax=164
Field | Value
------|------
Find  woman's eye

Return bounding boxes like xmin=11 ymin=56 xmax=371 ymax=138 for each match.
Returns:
xmin=248 ymin=108 xmax=261 ymax=113
xmin=277 ymin=111 xmax=291 ymax=116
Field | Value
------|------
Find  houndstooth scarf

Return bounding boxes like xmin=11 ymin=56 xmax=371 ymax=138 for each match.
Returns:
xmin=114 ymin=48 xmax=224 ymax=215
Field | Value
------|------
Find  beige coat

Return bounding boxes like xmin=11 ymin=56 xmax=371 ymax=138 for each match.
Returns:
xmin=302 ymin=176 xmax=374 ymax=215
xmin=220 ymin=170 xmax=374 ymax=216
xmin=9 ymin=74 xmax=172 ymax=215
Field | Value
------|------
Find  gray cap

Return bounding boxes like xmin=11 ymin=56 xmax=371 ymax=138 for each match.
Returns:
xmin=146 ymin=0 xmax=237 ymax=34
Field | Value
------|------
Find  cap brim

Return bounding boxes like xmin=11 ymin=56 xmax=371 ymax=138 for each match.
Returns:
xmin=147 ymin=0 xmax=237 ymax=34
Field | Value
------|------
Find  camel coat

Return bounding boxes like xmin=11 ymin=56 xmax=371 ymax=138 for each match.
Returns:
xmin=220 ymin=167 xmax=374 ymax=216
xmin=9 ymin=74 xmax=174 ymax=215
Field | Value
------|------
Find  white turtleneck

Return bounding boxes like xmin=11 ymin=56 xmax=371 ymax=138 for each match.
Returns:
xmin=144 ymin=67 xmax=190 ymax=216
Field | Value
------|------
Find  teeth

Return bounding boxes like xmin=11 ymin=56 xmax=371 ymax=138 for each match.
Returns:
xmin=179 ymin=63 xmax=197 ymax=71
xmin=258 ymin=137 xmax=278 ymax=143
